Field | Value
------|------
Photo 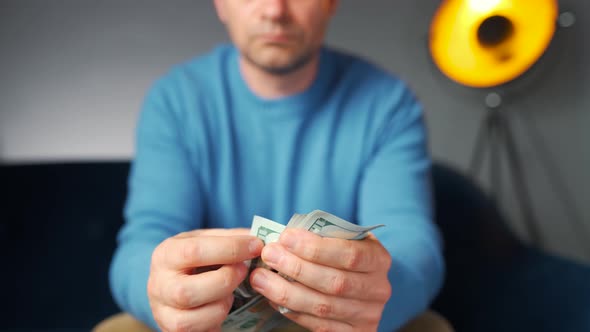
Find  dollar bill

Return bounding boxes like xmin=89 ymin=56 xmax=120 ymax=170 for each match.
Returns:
xmin=251 ymin=215 xmax=286 ymax=243
xmin=288 ymin=210 xmax=384 ymax=240
xmin=224 ymin=210 xmax=384 ymax=332
xmin=234 ymin=216 xmax=285 ymax=299
xmin=222 ymin=295 xmax=288 ymax=332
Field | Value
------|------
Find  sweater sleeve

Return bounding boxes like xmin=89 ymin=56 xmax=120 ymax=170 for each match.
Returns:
xmin=109 ymin=78 xmax=204 ymax=330
xmin=357 ymin=85 xmax=445 ymax=332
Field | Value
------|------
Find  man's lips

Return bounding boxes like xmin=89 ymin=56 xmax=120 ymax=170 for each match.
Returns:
xmin=258 ymin=33 xmax=294 ymax=44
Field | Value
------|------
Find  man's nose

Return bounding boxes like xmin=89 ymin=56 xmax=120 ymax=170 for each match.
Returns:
xmin=261 ymin=0 xmax=289 ymax=21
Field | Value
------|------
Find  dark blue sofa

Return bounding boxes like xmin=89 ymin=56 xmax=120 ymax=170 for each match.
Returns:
xmin=2 ymin=161 xmax=589 ymax=331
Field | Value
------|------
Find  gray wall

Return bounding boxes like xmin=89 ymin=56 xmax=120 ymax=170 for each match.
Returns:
xmin=1 ymin=0 xmax=589 ymax=261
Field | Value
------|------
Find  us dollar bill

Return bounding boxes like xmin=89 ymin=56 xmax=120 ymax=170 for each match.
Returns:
xmin=289 ymin=210 xmax=384 ymax=240
xmin=226 ymin=216 xmax=292 ymax=332
xmin=276 ymin=210 xmax=383 ymax=283
xmin=222 ymin=295 xmax=289 ymax=332
xmin=224 ymin=211 xmax=384 ymax=332
xmin=234 ymin=216 xmax=285 ymax=299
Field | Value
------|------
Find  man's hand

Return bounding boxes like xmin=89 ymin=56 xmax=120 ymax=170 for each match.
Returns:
xmin=147 ymin=228 xmax=264 ymax=332
xmin=249 ymin=229 xmax=392 ymax=332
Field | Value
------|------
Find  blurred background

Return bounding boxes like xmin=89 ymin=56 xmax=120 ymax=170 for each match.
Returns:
xmin=2 ymin=0 xmax=588 ymax=260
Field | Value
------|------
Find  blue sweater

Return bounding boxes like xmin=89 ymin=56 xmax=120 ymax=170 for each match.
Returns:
xmin=110 ymin=44 xmax=445 ymax=332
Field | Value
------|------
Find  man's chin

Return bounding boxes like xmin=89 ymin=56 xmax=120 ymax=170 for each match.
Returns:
xmin=262 ymin=65 xmax=300 ymax=76
xmin=240 ymin=37 xmax=313 ymax=72
xmin=247 ymin=52 xmax=313 ymax=76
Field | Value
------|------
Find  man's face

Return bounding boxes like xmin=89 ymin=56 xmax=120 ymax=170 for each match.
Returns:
xmin=214 ymin=0 xmax=338 ymax=75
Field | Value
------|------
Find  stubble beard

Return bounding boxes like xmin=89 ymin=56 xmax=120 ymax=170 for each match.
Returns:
xmin=241 ymin=43 xmax=317 ymax=76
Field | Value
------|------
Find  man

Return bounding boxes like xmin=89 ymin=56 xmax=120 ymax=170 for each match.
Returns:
xmin=109 ymin=1 xmax=447 ymax=331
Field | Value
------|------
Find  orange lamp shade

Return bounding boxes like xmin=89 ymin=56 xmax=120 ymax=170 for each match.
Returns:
xmin=429 ymin=0 xmax=559 ymax=88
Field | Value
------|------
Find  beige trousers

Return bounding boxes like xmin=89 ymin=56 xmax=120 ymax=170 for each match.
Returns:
xmin=93 ymin=310 xmax=454 ymax=332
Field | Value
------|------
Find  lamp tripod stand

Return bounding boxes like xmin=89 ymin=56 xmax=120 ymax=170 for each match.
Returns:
xmin=469 ymin=93 xmax=541 ymax=245
xmin=469 ymin=92 xmax=588 ymax=250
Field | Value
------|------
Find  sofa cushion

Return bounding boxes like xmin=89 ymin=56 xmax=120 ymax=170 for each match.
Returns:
xmin=1 ymin=162 xmax=129 ymax=329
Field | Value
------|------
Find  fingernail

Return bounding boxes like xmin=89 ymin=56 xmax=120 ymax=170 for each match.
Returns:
xmin=280 ymin=231 xmax=296 ymax=250
xmin=262 ymin=246 xmax=282 ymax=265
xmin=278 ymin=306 xmax=292 ymax=314
xmin=249 ymin=239 xmax=263 ymax=255
xmin=251 ymin=271 xmax=268 ymax=291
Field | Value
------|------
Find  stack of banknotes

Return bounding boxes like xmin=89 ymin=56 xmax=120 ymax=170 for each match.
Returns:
xmin=221 ymin=210 xmax=384 ymax=332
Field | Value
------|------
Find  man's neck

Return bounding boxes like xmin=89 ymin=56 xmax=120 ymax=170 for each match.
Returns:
xmin=239 ymin=55 xmax=320 ymax=100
